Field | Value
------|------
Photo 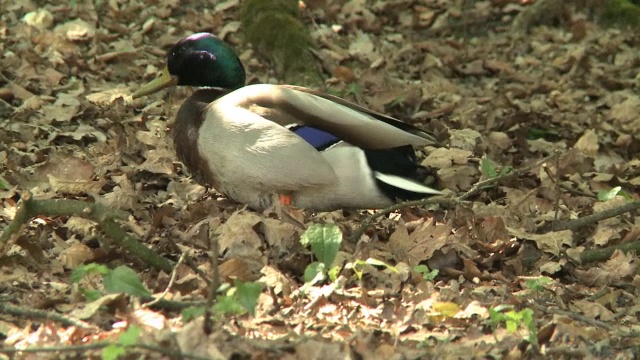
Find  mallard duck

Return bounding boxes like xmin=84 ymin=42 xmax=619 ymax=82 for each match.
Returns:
xmin=132 ymin=32 xmax=441 ymax=211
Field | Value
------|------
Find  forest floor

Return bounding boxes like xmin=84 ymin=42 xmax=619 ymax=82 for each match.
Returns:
xmin=1 ymin=0 xmax=640 ymax=359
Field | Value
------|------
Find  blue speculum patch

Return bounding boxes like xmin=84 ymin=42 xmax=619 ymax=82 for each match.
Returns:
xmin=291 ymin=125 xmax=340 ymax=150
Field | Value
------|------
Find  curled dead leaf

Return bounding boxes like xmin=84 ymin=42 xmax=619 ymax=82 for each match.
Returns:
xmin=58 ymin=243 xmax=95 ymax=269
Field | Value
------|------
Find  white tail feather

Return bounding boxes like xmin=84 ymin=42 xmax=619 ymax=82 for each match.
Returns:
xmin=373 ymin=172 xmax=442 ymax=195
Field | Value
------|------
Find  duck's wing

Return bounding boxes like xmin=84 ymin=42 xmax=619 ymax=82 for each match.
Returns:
xmin=216 ymin=84 xmax=437 ymax=149
xmin=197 ymin=98 xmax=339 ymax=192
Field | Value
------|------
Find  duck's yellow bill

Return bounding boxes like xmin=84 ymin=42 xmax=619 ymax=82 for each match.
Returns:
xmin=132 ymin=66 xmax=178 ymax=99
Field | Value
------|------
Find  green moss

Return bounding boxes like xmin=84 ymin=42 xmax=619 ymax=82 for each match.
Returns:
xmin=240 ymin=0 xmax=321 ymax=86
xmin=598 ymin=0 xmax=640 ymax=27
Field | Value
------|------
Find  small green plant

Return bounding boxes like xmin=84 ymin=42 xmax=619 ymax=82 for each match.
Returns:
xmin=300 ymin=223 xmax=342 ymax=286
xmin=72 ymin=264 xmax=152 ymax=300
xmin=71 ymin=263 xmax=111 ymax=301
xmin=413 ymin=264 xmax=439 ymax=281
xmin=385 ymin=96 xmax=407 ymax=111
xmin=480 ymin=158 xmax=512 ymax=179
xmin=346 ymin=258 xmax=398 ymax=281
xmin=488 ymin=305 xmax=537 ymax=345
xmin=597 ymin=186 xmax=633 ymax=201
xmin=182 ymin=280 xmax=263 ymax=321
xmin=522 ymin=276 xmax=554 ymax=294
xmin=525 ymin=127 xmax=560 ymax=141
xmin=101 ymin=325 xmax=141 ymax=360
xmin=0 ymin=176 xmax=9 ymax=190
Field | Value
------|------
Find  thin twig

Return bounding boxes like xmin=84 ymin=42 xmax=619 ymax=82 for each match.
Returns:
xmin=558 ymin=183 xmax=597 ymax=199
xmin=459 ymin=153 xmax=557 ymax=201
xmin=350 ymin=153 xmax=557 ymax=242
xmin=144 ymin=250 xmax=189 ymax=308
xmin=349 ymin=198 xmax=449 ymax=242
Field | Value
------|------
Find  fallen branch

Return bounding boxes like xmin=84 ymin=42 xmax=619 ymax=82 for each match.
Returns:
xmin=0 ymin=302 xmax=97 ymax=330
xmin=0 ymin=192 xmax=173 ymax=273
xmin=0 ymin=341 xmax=210 ymax=360
xmin=580 ymin=236 xmax=640 ymax=264
xmin=553 ymin=201 xmax=640 ymax=232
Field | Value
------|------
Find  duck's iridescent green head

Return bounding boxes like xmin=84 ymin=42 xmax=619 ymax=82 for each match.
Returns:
xmin=132 ymin=33 xmax=246 ymax=99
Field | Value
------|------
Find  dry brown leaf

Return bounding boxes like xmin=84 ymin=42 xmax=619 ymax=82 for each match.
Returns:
xmin=102 ymin=175 xmax=138 ymax=211
xmin=138 ymin=149 xmax=175 ymax=175
xmin=217 ymin=210 xmax=263 ymax=256
xmin=58 ymin=243 xmax=94 ymax=269
xmin=437 ymin=165 xmax=478 ymax=192
xmin=423 ymin=148 xmax=472 ymax=169
xmin=506 ymin=227 xmax=572 ymax=256
xmin=574 ymin=250 xmax=638 ymax=286
xmin=219 ymin=257 xmax=262 ymax=282
xmin=571 ymin=299 xmax=615 ymax=321
xmin=48 ymin=175 xmax=104 ymax=195
xmin=259 ymin=218 xmax=300 ymax=249
xmin=22 ymin=9 xmax=54 ymax=29
xmin=388 ymin=218 xmax=452 ymax=266
xmin=176 ymin=319 xmax=226 ymax=359
xmin=487 ymin=132 xmax=511 ymax=150
xmin=573 ymin=129 xmax=599 ymax=157
xmin=54 ymin=19 xmax=96 ymax=41
xmin=552 ymin=314 xmax=603 ymax=342
xmin=607 ymin=94 xmax=640 ymax=131
xmin=448 ymin=129 xmax=483 ymax=152
xmin=260 ymin=265 xmax=294 ymax=297
xmin=69 ymin=293 xmax=123 ymax=320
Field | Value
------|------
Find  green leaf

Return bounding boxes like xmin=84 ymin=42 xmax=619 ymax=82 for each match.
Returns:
xmin=526 ymin=127 xmax=560 ymax=141
xmin=234 ymin=280 xmax=262 ymax=316
xmin=365 ymin=258 xmax=397 ymax=272
xmin=506 ymin=317 xmax=518 ymax=333
xmin=303 ymin=262 xmax=326 ymax=285
xmin=499 ymin=166 xmax=513 ymax=176
xmin=346 ymin=83 xmax=362 ymax=97
xmin=524 ymin=276 xmax=553 ymax=292
xmin=0 ymin=176 xmax=9 ymax=190
xmin=491 ymin=304 xmax=514 ymax=313
xmin=118 ymin=325 xmax=141 ymax=347
xmin=597 ymin=186 xmax=622 ymax=201
xmin=102 ymin=344 xmax=125 ymax=360
xmin=300 ymin=224 xmax=342 ymax=268
xmin=103 ymin=265 xmax=151 ymax=298
xmin=480 ymin=158 xmax=498 ymax=179
xmin=71 ymin=263 xmax=110 ymax=283
xmin=181 ymin=307 xmax=206 ymax=322
xmin=213 ymin=295 xmax=246 ymax=315
xmin=413 ymin=264 xmax=439 ymax=281
xmin=80 ymin=288 xmax=103 ymax=302
xmin=327 ymin=265 xmax=341 ymax=282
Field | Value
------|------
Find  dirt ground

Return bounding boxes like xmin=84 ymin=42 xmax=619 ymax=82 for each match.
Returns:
xmin=1 ymin=0 xmax=640 ymax=359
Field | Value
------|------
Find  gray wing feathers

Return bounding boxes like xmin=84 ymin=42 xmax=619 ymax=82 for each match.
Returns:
xmin=218 ymin=84 xmax=436 ymax=149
